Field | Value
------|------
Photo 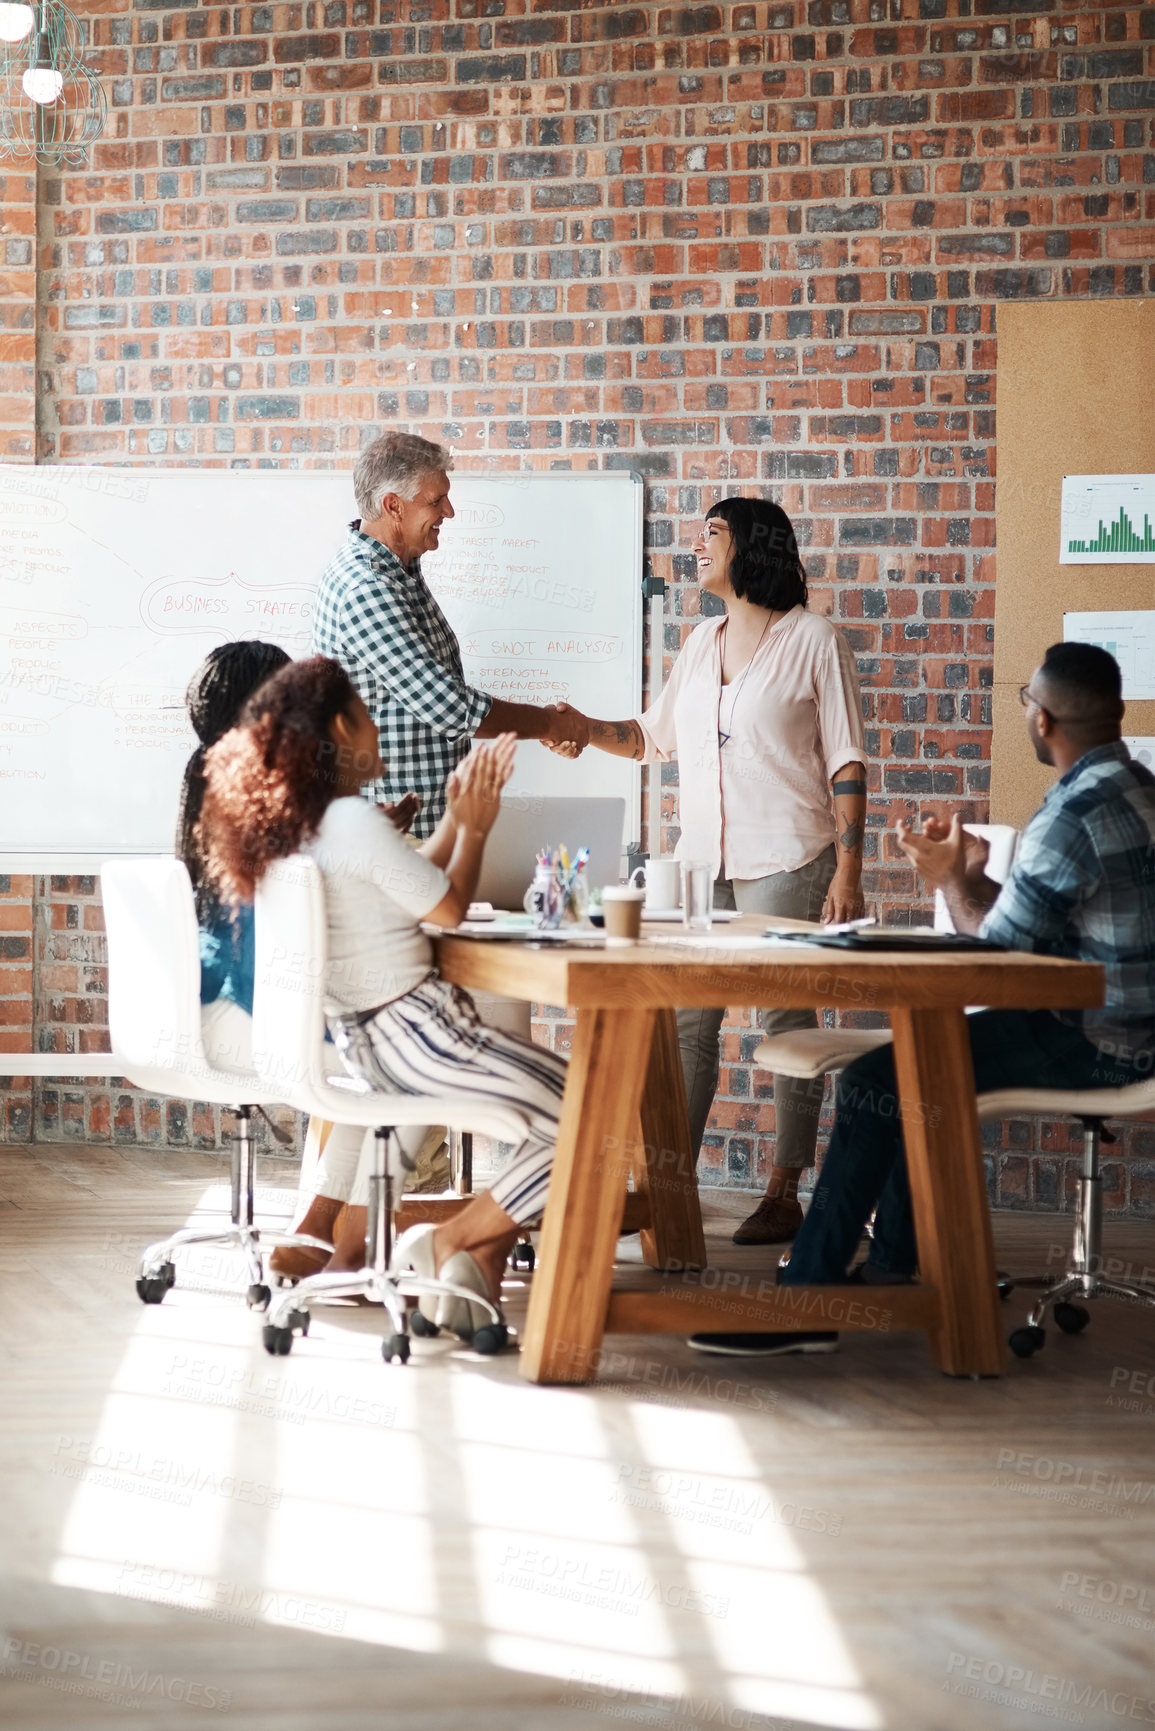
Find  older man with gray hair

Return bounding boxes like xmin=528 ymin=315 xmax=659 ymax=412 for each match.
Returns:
xmin=312 ymin=431 xmax=588 ymax=838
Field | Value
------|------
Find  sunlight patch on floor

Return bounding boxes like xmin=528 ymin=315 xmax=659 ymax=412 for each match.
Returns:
xmin=48 ymin=1181 xmax=880 ymax=1729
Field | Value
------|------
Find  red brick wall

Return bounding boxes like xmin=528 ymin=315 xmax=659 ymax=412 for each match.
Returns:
xmin=0 ymin=163 xmax=36 ymax=460
xmin=3 ymin=0 xmax=1154 ymax=1213
xmin=0 ymin=875 xmax=34 ymax=1142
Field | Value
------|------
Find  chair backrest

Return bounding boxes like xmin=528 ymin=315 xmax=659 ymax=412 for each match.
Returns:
xmin=101 ymin=857 xmax=205 ymax=1073
xmin=252 ymin=855 xmax=331 ymax=1111
xmin=253 ymin=855 xmax=535 ymax=1149
xmin=934 ymin=824 xmax=1019 ymax=934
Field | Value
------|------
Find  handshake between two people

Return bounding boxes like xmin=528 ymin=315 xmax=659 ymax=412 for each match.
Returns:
xmin=542 ymin=700 xmax=591 ymax=759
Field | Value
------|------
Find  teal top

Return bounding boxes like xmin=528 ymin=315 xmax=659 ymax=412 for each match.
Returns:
xmin=198 ymin=901 xmax=254 ymax=1016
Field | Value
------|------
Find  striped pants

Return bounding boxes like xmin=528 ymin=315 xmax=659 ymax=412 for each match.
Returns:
xmin=324 ymin=975 xmax=566 ymax=1225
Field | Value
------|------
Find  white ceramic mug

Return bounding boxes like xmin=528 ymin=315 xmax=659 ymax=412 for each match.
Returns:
xmin=643 ymin=857 xmax=681 ymax=912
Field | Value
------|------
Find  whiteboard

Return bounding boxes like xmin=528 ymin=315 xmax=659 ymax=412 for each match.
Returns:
xmin=421 ymin=470 xmax=643 ymax=815
xmin=0 ymin=465 xmax=643 ymax=869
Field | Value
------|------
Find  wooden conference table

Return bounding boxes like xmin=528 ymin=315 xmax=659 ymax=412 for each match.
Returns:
xmin=432 ymin=916 xmax=1102 ymax=1384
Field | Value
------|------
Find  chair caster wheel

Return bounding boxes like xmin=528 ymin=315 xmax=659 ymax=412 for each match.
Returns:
xmin=159 ymin=1261 xmax=176 ymax=1288
xmin=1054 ymin=1302 xmax=1090 ymax=1335
xmin=1009 ymin=1325 xmax=1045 ymax=1359
xmin=285 ymin=1308 xmax=310 ymax=1337
xmin=263 ymin=1324 xmax=293 ymax=1356
xmin=510 ymin=1241 xmax=535 ymax=1272
xmin=247 ymin=1283 xmax=272 ymax=1311
xmin=997 ymin=1276 xmax=1014 ymax=1301
xmin=136 ymin=1275 xmax=170 ymax=1305
xmin=383 ymin=1333 xmax=411 ymax=1364
xmin=410 ymin=1311 xmax=439 ymax=1338
xmin=473 ymin=1323 xmax=509 ymax=1356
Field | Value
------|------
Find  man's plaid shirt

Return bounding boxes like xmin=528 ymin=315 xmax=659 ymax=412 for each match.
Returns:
xmin=981 ymin=741 xmax=1155 ymax=1056
xmin=311 ymin=522 xmax=491 ymax=838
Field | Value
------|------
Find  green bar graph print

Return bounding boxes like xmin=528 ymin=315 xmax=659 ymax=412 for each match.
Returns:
xmin=1068 ymin=507 xmax=1155 ymax=556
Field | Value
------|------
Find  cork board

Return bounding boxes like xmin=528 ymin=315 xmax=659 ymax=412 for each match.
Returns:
xmin=991 ymin=300 xmax=1155 ymax=828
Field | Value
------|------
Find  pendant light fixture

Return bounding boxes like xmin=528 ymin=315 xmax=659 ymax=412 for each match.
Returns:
xmin=0 ymin=5 xmax=35 ymax=42
xmin=0 ymin=1 xmax=105 ymax=165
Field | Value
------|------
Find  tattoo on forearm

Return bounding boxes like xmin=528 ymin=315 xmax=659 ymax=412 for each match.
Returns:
xmin=592 ymin=718 xmax=645 ymax=760
xmin=833 ymin=764 xmax=865 ymax=856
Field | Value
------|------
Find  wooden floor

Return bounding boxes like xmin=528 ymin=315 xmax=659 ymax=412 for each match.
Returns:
xmin=2 ymin=1142 xmax=1154 ymax=1731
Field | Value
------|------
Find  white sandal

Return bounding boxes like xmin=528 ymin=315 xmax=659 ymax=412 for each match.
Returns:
xmin=436 ymin=1250 xmax=504 ymax=1342
xmin=389 ymin=1223 xmax=442 ymax=1324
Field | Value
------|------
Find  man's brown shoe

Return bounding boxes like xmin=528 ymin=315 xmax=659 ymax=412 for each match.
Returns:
xmin=731 ymin=1195 xmax=803 ymax=1245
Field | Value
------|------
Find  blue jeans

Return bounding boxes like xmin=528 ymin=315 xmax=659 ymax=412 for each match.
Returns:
xmin=780 ymin=1010 xmax=1148 ymax=1286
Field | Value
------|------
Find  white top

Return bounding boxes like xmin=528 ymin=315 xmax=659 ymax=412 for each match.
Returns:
xmin=637 ymin=606 xmax=865 ymax=880
xmin=306 ymin=796 xmax=449 ymax=1013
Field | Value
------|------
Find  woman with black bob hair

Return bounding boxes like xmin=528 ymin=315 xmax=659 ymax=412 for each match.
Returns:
xmin=557 ymin=495 xmax=867 ymax=1248
xmin=705 ymin=494 xmax=810 ymax=614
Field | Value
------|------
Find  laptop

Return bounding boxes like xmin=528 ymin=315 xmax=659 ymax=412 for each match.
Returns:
xmin=475 ymin=796 xmax=627 ymax=913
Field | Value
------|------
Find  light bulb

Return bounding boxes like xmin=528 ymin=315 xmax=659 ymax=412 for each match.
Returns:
xmin=22 ymin=64 xmax=63 ymax=103
xmin=0 ymin=4 xmax=35 ymax=42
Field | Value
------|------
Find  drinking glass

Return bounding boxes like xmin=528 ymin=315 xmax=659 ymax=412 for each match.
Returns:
xmin=681 ymin=861 xmax=713 ymax=933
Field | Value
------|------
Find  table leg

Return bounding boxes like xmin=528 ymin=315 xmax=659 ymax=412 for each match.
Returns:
xmin=520 ymin=1006 xmax=656 ymax=1384
xmin=890 ymin=1006 xmax=1005 ymax=1377
xmin=631 ymin=1007 xmax=706 ymax=1272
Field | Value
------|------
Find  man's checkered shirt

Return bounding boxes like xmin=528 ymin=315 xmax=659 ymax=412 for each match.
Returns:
xmin=981 ymin=740 xmax=1155 ymax=1056
xmin=311 ymin=523 xmax=491 ymax=839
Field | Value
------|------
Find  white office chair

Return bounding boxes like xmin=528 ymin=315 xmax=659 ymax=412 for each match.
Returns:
xmin=251 ymin=855 xmax=533 ymax=1362
xmin=981 ymin=1079 xmax=1155 ymax=1355
xmin=100 ymin=859 xmax=337 ymax=1310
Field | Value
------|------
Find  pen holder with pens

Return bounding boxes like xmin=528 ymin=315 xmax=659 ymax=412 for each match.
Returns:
xmin=524 ymin=847 xmax=590 ymax=930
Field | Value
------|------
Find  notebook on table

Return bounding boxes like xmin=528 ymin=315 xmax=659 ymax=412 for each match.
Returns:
xmin=765 ymin=927 xmax=1009 ymax=953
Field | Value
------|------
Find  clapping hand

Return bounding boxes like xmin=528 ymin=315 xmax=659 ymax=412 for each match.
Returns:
xmin=446 ymin=733 xmax=517 ymax=836
xmin=895 ymin=813 xmax=970 ymax=890
xmin=381 ymin=791 xmax=421 ymax=834
xmin=544 ymin=701 xmax=590 ymax=759
xmin=918 ymin=813 xmax=990 ymax=886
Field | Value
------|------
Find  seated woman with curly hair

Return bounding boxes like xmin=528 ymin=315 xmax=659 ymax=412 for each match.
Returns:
xmin=178 ymin=639 xmax=436 ymax=1275
xmin=196 ymin=655 xmax=567 ymax=1341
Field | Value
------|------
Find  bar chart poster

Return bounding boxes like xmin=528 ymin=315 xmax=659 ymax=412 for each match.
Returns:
xmin=1060 ymin=474 xmax=1155 ymax=564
